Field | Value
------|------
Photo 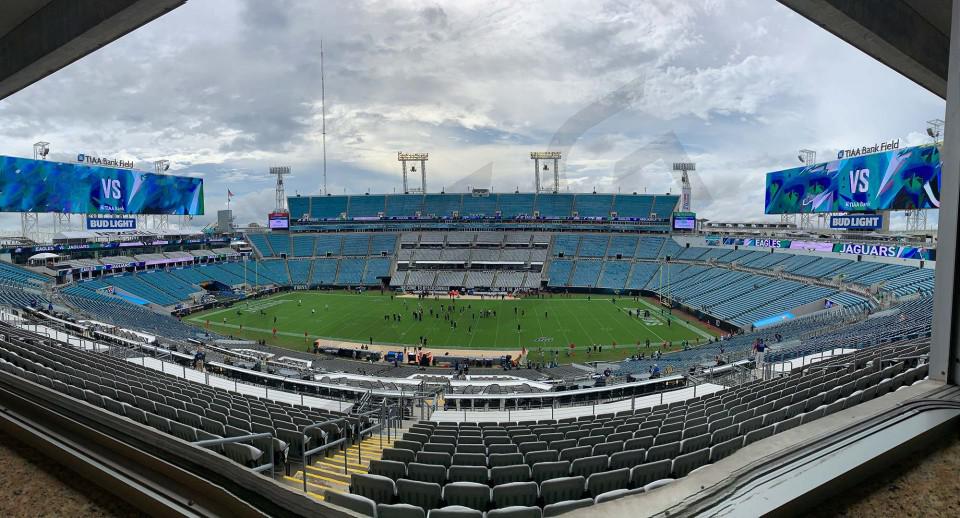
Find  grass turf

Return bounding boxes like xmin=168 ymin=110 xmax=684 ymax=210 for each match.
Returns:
xmin=187 ymin=291 xmax=715 ymax=361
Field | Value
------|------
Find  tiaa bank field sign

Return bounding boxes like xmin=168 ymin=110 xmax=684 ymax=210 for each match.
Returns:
xmin=86 ymin=217 xmax=137 ymax=231
xmin=829 ymin=214 xmax=883 ymax=230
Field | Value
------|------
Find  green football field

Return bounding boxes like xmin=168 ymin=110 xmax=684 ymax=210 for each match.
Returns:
xmin=186 ymin=291 xmax=716 ymax=361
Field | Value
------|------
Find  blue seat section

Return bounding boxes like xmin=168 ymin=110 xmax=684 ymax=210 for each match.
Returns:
xmin=171 ymin=264 xmax=233 ymax=285
xmin=335 ymin=258 xmax=365 ymax=285
xmin=612 ymin=194 xmax=653 ymax=218
xmin=61 ymin=285 xmax=204 ymax=340
xmin=627 ymin=262 xmax=660 ymax=289
xmin=659 ymin=238 xmax=682 ymax=259
xmin=882 ymin=268 xmax=935 ymax=296
xmin=423 ymin=194 xmax=463 ymax=217
xmin=854 ymin=264 xmax=916 ymax=285
xmin=730 ymin=283 xmax=837 ymax=327
xmin=574 ymin=194 xmax=614 ymax=217
xmin=552 ymin=235 xmax=580 ymax=256
xmin=708 ymin=278 xmax=804 ymax=322
xmin=363 ymin=258 xmax=391 ymax=283
xmin=348 ymin=195 xmax=387 ymax=217
xmin=646 ymin=264 xmax=711 ymax=291
xmin=699 ymin=248 xmax=733 ymax=261
xmin=247 ymin=233 xmax=274 ymax=257
xmin=96 ymin=274 xmax=180 ymax=306
xmin=674 ymin=246 xmax=709 ymax=260
xmin=569 ymin=259 xmax=602 ymax=287
xmin=660 ymin=265 xmax=729 ymax=300
xmin=598 ymin=261 xmax=631 ymax=289
xmin=547 ymin=259 xmax=574 ymax=287
xmin=650 ymin=195 xmax=679 ymax=217
xmin=674 ymin=271 xmax=763 ymax=309
xmin=534 ymin=194 xmax=574 ymax=218
xmin=606 ymin=235 xmax=638 ymax=257
xmin=291 ymin=235 xmax=316 ymax=257
xmin=310 ymin=258 xmax=339 ymax=284
xmin=0 ymin=285 xmax=51 ymax=307
xmin=314 ymin=234 xmax=343 ymax=256
xmin=461 ymin=195 xmax=498 ymax=217
xmin=212 ymin=262 xmax=248 ymax=284
xmin=292 ymin=193 xmax=667 ymax=220
xmin=170 ymin=266 xmax=211 ymax=285
xmin=497 ymin=194 xmax=535 ymax=217
xmin=386 ymin=195 xmax=424 ymax=217
xmin=341 ymin=234 xmax=371 ymax=255
xmin=208 ymin=264 xmax=247 ymax=285
xmin=137 ymin=271 xmax=198 ymax=301
xmin=0 ymin=261 xmax=50 ymax=286
xmin=828 ymin=291 xmax=870 ymax=309
xmin=288 ymin=197 xmax=311 ymax=219
xmin=256 ymin=260 xmax=290 ymax=285
xmin=777 ymin=254 xmax=820 ymax=272
xmin=577 ymin=234 xmax=609 ymax=257
xmin=829 ymin=261 xmax=885 ymax=281
xmin=742 ymin=252 xmax=789 ymax=269
xmin=733 ymin=251 xmax=770 ymax=265
xmin=288 ymin=260 xmax=311 ymax=284
xmin=370 ymin=234 xmax=398 ymax=254
xmin=635 ymin=237 xmax=665 ymax=259
xmin=791 ymin=257 xmax=850 ymax=277
xmin=311 ymin=196 xmax=348 ymax=219
xmin=714 ymin=250 xmax=752 ymax=264
xmin=267 ymin=234 xmax=290 ymax=256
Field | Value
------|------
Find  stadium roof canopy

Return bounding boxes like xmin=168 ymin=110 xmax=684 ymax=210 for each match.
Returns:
xmin=0 ymin=0 xmax=186 ymax=101
xmin=778 ymin=1 xmax=950 ymax=99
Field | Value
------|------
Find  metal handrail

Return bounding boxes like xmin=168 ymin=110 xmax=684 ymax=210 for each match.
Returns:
xmin=193 ymin=433 xmax=275 ymax=475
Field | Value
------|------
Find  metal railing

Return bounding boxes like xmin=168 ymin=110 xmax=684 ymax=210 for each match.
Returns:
xmin=193 ymin=433 xmax=275 ymax=475
xmin=295 ymin=405 xmax=395 ymax=494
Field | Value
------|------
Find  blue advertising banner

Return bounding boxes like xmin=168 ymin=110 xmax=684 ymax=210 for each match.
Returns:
xmin=832 ymin=242 xmax=935 ymax=260
xmin=765 ymin=145 xmax=940 ymax=214
xmin=0 ymin=155 xmax=204 ymax=215
xmin=829 ymin=214 xmax=883 ymax=230
xmin=86 ymin=217 xmax=137 ymax=231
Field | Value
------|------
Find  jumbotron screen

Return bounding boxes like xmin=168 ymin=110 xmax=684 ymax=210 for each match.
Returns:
xmin=268 ymin=212 xmax=290 ymax=229
xmin=0 ymin=155 xmax=204 ymax=215
xmin=672 ymin=212 xmax=696 ymax=230
xmin=764 ymin=144 xmax=940 ymax=214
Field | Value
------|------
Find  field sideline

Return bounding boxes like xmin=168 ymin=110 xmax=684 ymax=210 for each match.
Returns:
xmin=186 ymin=291 xmax=716 ymax=360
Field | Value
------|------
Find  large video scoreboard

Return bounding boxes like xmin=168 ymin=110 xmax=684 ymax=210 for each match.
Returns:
xmin=765 ymin=144 xmax=940 ymax=215
xmin=0 ymin=155 xmax=204 ymax=215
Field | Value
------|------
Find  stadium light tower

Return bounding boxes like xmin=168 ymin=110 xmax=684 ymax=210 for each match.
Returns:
xmin=22 ymin=142 xmax=50 ymax=241
xmin=906 ymin=120 xmax=944 ymax=232
xmin=530 ymin=152 xmax=561 ymax=193
xmin=398 ymin=153 xmax=428 ymax=194
xmin=152 ymin=160 xmax=172 ymax=232
xmin=271 ymin=166 xmax=291 ymax=213
xmin=927 ymin=119 xmax=944 ymax=146
xmin=672 ymin=162 xmax=695 ymax=212
xmin=789 ymin=149 xmax=818 ymax=228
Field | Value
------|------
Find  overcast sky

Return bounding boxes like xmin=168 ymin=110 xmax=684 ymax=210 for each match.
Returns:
xmin=0 ymin=0 xmax=945 ymax=231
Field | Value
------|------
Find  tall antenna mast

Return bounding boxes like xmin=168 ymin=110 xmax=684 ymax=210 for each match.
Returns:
xmin=321 ymin=40 xmax=328 ymax=196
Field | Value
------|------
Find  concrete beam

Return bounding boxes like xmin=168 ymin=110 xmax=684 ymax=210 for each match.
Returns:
xmin=0 ymin=0 xmax=186 ymax=101
xmin=778 ymin=0 xmax=950 ymax=99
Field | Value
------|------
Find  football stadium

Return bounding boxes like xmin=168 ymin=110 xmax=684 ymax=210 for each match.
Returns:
xmin=0 ymin=2 xmax=957 ymax=517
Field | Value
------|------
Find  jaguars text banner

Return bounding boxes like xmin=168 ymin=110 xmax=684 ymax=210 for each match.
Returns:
xmin=0 ymin=155 xmax=204 ymax=215
xmin=765 ymin=144 xmax=940 ymax=215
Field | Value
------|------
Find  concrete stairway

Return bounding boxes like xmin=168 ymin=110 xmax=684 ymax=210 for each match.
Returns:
xmin=282 ymin=427 xmax=406 ymax=501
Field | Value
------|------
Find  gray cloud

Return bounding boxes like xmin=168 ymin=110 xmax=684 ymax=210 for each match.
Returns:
xmin=0 ymin=0 xmax=945 ymax=232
